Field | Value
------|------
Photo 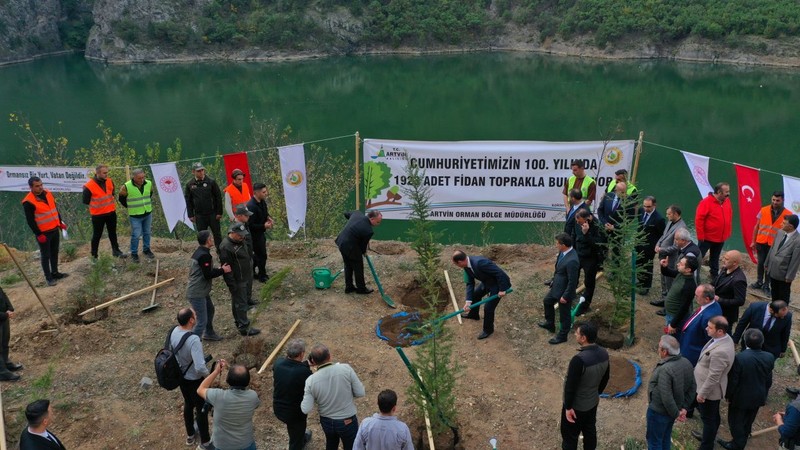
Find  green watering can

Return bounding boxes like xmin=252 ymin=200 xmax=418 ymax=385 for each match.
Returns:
xmin=311 ymin=267 xmax=343 ymax=289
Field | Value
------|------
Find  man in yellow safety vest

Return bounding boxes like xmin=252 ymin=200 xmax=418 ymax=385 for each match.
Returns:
xmin=119 ymin=168 xmax=155 ymax=263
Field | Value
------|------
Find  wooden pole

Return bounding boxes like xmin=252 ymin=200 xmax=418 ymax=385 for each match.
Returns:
xmin=750 ymin=425 xmax=778 ymax=437
xmin=630 ymin=131 xmax=644 ymax=185
xmin=1 ymin=243 xmax=62 ymax=332
xmin=78 ymin=278 xmax=175 ymax=316
xmin=790 ymin=340 xmax=800 ymax=365
xmin=355 ymin=131 xmax=361 ymax=210
xmin=443 ymin=271 xmax=462 ymax=325
xmin=124 ymin=165 xmax=131 ymax=181
xmin=258 ymin=319 xmax=301 ymax=374
xmin=150 ymin=259 xmax=160 ymax=305
xmin=418 ymin=370 xmax=436 ymax=450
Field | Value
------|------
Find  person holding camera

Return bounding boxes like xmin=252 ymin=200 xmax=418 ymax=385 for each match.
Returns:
xmin=301 ymin=343 xmax=365 ymax=450
xmin=273 ymin=339 xmax=314 ymax=450
xmin=198 ymin=359 xmax=261 ymax=450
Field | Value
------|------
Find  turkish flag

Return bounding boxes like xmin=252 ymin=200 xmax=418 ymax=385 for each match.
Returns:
xmin=735 ymin=164 xmax=761 ymax=263
xmin=222 ymin=152 xmax=253 ymax=194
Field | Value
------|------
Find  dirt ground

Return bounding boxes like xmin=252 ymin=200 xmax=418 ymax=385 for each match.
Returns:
xmin=0 ymin=237 xmax=798 ymax=450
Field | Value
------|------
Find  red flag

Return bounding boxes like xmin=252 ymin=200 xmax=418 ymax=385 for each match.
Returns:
xmin=222 ymin=152 xmax=253 ymax=194
xmin=735 ymin=164 xmax=761 ymax=263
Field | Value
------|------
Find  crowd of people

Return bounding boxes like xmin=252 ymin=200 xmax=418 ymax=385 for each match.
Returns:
xmin=7 ymin=158 xmax=800 ymax=449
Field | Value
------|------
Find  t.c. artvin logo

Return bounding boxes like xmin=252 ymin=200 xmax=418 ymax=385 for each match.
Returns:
xmin=159 ymin=175 xmax=179 ymax=193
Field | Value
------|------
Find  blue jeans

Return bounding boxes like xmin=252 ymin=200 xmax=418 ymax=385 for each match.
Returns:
xmin=130 ymin=213 xmax=152 ymax=255
xmin=320 ymin=415 xmax=358 ymax=450
xmin=646 ymin=407 xmax=674 ymax=450
xmin=189 ymin=296 xmax=216 ymax=337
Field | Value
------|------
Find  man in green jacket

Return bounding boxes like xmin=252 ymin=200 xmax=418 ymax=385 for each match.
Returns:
xmin=219 ymin=223 xmax=260 ymax=336
xmin=646 ymin=335 xmax=696 ymax=449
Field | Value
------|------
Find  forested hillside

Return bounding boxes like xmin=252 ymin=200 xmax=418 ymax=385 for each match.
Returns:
xmin=3 ymin=0 xmax=800 ymax=65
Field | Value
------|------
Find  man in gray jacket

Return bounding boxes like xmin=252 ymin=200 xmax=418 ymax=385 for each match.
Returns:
xmin=186 ymin=230 xmax=230 ymax=340
xmin=302 ymin=343 xmax=366 ymax=450
xmin=171 ymin=308 xmax=212 ymax=449
xmin=219 ymin=223 xmax=260 ymax=336
xmin=646 ymin=335 xmax=696 ymax=450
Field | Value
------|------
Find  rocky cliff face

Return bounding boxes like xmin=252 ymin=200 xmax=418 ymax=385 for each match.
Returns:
xmin=0 ymin=0 xmax=64 ymax=64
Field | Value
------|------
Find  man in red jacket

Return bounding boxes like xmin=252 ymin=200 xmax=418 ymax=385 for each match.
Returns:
xmin=695 ymin=182 xmax=732 ymax=281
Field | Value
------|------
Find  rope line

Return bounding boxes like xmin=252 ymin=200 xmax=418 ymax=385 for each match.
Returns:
xmin=105 ymin=133 xmax=356 ymax=169
xmin=643 ymin=139 xmax=786 ymax=177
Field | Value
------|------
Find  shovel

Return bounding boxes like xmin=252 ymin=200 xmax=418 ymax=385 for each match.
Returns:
xmin=141 ymin=259 xmax=161 ymax=313
xmin=365 ymin=254 xmax=396 ymax=308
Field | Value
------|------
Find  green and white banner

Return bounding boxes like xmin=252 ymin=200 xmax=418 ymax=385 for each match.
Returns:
xmin=362 ymin=139 xmax=636 ymax=221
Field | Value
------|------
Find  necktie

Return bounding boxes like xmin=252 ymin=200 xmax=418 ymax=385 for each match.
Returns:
xmin=764 ymin=315 xmax=775 ymax=332
xmin=612 ymin=197 xmax=619 ymax=210
xmin=778 ymin=234 xmax=789 ymax=250
xmin=642 ymin=213 xmax=650 ymax=224
xmin=557 ymin=252 xmax=563 ymax=264
xmin=466 ymin=267 xmax=475 ymax=278
xmin=682 ymin=307 xmax=702 ymax=332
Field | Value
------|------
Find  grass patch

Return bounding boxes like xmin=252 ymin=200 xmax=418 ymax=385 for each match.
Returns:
xmin=62 ymin=243 xmax=78 ymax=262
xmin=0 ymin=273 xmax=22 ymax=287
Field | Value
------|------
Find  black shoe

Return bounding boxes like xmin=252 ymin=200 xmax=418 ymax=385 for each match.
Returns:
xmin=239 ymin=328 xmax=261 ymax=336
xmin=345 ymin=287 xmax=357 ymax=294
xmin=716 ymin=439 xmax=737 ymax=450
xmin=649 ymin=299 xmax=665 ymax=307
xmin=477 ymin=331 xmax=492 ymax=340
xmin=52 ymin=272 xmax=68 ymax=280
xmin=575 ymin=306 xmax=591 ymax=317
xmin=543 ymin=278 xmax=553 ymax=287
xmin=461 ymin=314 xmax=480 ymax=321
xmin=537 ymin=321 xmax=555 ymax=333
xmin=247 ymin=299 xmax=259 ymax=306
xmin=656 ymin=309 xmax=666 ymax=316
xmin=764 ymin=286 xmax=772 ymax=295
xmin=258 ymin=275 xmax=268 ymax=283
xmin=131 ymin=253 xmax=140 ymax=263
xmin=112 ymin=249 xmax=128 ymax=258
xmin=787 ymin=387 xmax=800 ymax=397
xmin=691 ymin=430 xmax=702 ymax=442
xmin=6 ymin=362 xmax=23 ymax=372
xmin=355 ymin=288 xmax=374 ymax=295
xmin=749 ymin=281 xmax=764 ymax=289
xmin=203 ymin=334 xmax=223 ymax=342
xmin=143 ymin=249 xmax=155 ymax=260
xmin=46 ymin=279 xmax=57 ymax=287
xmin=304 ymin=430 xmax=313 ymax=446
xmin=0 ymin=372 xmax=20 ymax=382
xmin=549 ymin=335 xmax=568 ymax=345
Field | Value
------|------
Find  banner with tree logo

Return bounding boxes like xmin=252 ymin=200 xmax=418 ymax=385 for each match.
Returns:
xmin=362 ymin=139 xmax=635 ymax=221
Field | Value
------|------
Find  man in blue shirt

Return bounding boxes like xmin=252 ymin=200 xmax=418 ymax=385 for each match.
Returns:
xmin=354 ymin=389 xmax=414 ymax=450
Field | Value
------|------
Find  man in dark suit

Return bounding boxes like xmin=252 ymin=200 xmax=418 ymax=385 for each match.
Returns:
xmin=598 ymin=181 xmax=636 ymax=261
xmin=637 ymin=196 xmax=666 ymax=295
xmin=732 ymin=300 xmax=792 ymax=360
xmin=452 ymin=251 xmax=511 ymax=340
xmin=679 ymin=284 xmax=723 ymax=366
xmin=565 ymin=188 xmax=590 ymax=242
xmin=574 ymin=209 xmax=604 ymax=316
xmin=335 ymin=210 xmax=382 ymax=294
xmin=718 ymin=329 xmax=774 ymax=450
xmin=538 ymin=233 xmax=581 ymax=345
xmin=19 ymin=399 xmax=66 ymax=450
xmin=765 ymin=214 xmax=800 ymax=302
xmin=712 ymin=250 xmax=747 ymax=329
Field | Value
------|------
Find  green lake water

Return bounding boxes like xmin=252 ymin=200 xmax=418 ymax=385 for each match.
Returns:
xmin=1 ymin=52 xmax=799 ymax=246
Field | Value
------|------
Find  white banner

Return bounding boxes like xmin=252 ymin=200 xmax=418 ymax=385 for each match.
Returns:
xmin=279 ymin=144 xmax=307 ymax=237
xmin=681 ymin=150 xmax=713 ymax=199
xmin=0 ymin=166 xmax=92 ymax=192
xmin=783 ymin=175 xmax=800 ymax=215
xmin=362 ymin=139 xmax=635 ymax=221
xmin=150 ymin=162 xmax=194 ymax=232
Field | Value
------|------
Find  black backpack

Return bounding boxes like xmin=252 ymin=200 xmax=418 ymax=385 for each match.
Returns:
xmin=154 ymin=326 xmax=193 ymax=390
